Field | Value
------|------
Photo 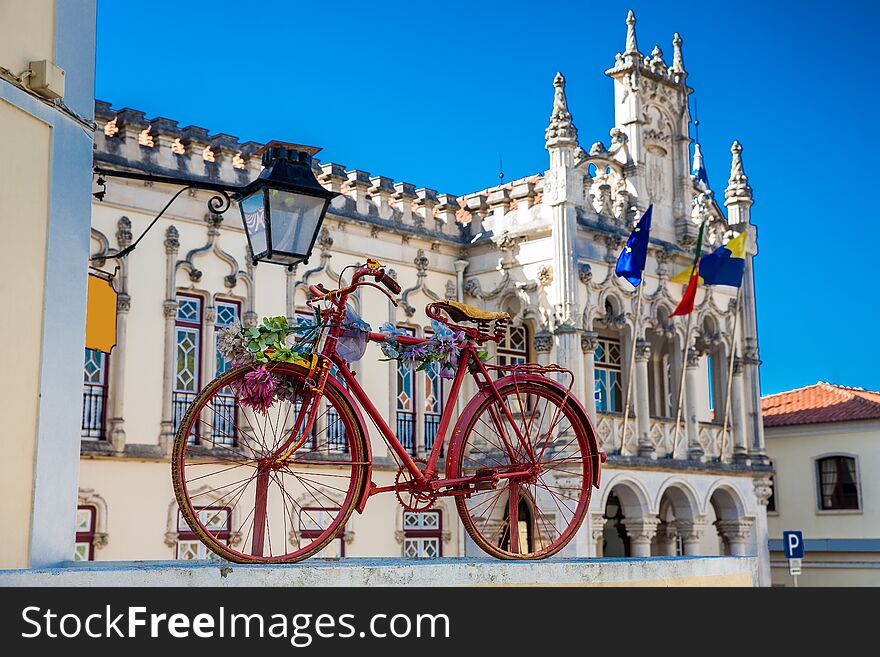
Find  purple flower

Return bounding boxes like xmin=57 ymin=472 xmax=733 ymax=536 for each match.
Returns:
xmin=234 ymin=365 xmax=277 ymax=413
xmin=439 ymin=363 xmax=456 ymax=380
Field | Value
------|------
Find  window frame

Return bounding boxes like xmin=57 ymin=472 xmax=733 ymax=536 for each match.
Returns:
xmin=175 ymin=505 xmax=231 ymax=560
xmin=402 ymin=509 xmax=443 ymax=558
xmin=395 ymin=324 xmax=417 ymax=454
xmin=299 ymin=506 xmax=347 ymax=557
xmin=82 ymin=348 xmax=110 ymax=440
xmin=814 ymin=453 xmax=862 ymax=514
xmin=74 ymin=504 xmax=97 ymax=561
xmin=594 ymin=335 xmax=624 ymax=413
xmin=174 ymin=293 xmax=204 ymax=442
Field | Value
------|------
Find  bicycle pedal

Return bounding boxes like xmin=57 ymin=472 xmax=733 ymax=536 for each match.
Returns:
xmin=474 ymin=468 xmax=498 ymax=490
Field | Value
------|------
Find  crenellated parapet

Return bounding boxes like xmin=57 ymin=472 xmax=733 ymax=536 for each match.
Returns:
xmin=93 ymin=101 xmax=476 ymax=246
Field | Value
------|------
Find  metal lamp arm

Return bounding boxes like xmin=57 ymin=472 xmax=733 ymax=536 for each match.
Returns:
xmin=91 ymin=166 xmax=243 ymax=262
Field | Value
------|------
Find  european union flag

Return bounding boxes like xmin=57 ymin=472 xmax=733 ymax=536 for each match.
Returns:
xmin=615 ymin=205 xmax=653 ymax=287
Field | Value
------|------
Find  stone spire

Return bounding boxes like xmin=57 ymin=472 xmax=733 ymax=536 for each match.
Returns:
xmin=671 ymin=32 xmax=687 ymax=80
xmin=545 ymin=72 xmax=578 ymax=149
xmin=692 ymin=142 xmax=710 ymax=191
xmin=625 ymin=10 xmax=640 ymax=58
xmin=725 ymin=140 xmax=753 ymax=204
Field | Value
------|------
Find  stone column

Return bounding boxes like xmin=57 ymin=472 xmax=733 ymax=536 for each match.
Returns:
xmin=743 ymin=347 xmax=767 ymax=463
xmin=676 ymin=517 xmax=706 ymax=556
xmin=106 ymin=293 xmax=130 ymax=453
xmin=622 ymin=516 xmax=659 ymax=558
xmin=590 ymin=511 xmax=606 ymax=558
xmin=203 ymin=305 xmax=217 ymax=384
xmin=580 ymin=331 xmax=598 ymax=423
xmin=715 ymin=518 xmax=755 ymax=557
xmin=752 ymin=475 xmax=773 ymax=586
xmin=634 ymin=339 xmax=654 ymax=458
xmin=685 ymin=347 xmax=703 ymax=461
xmin=731 ymin=357 xmax=749 ymax=463
xmin=159 ymin=226 xmax=180 ymax=453
xmin=534 ymin=330 xmax=553 ymax=366
xmin=655 ymin=523 xmax=678 ymax=556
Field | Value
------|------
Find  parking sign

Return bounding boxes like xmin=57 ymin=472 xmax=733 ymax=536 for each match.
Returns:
xmin=783 ymin=530 xmax=804 ymax=559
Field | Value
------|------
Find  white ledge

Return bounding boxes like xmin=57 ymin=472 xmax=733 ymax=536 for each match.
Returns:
xmin=0 ymin=557 xmax=756 ymax=587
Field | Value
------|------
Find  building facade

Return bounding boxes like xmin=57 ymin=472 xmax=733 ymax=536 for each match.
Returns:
xmin=78 ymin=12 xmax=773 ymax=582
xmin=764 ymin=382 xmax=880 ymax=586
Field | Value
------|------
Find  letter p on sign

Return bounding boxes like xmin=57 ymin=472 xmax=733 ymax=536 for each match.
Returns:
xmin=783 ymin=530 xmax=804 ymax=559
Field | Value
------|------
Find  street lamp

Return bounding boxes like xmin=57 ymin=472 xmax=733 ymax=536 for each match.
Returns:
xmin=238 ymin=142 xmax=338 ymax=268
xmin=92 ymin=140 xmax=338 ymax=270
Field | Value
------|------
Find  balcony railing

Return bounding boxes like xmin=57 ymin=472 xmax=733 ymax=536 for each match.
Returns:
xmin=424 ymin=413 xmax=442 ymax=455
xmin=326 ymin=407 xmax=348 ymax=452
xmin=210 ymin=393 xmax=237 ymax=446
xmin=81 ymin=384 xmax=107 ymax=439
xmin=172 ymin=391 xmax=197 ymax=443
xmin=397 ymin=411 xmax=416 ymax=454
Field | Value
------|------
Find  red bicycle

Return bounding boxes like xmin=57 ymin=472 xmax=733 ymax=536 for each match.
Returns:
xmin=171 ymin=261 xmax=603 ymax=562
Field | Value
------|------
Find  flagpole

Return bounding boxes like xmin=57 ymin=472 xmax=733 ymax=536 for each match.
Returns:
xmin=720 ymin=285 xmax=743 ymax=460
xmin=671 ymin=311 xmax=694 ymax=458
xmin=620 ymin=282 xmax=644 ymax=454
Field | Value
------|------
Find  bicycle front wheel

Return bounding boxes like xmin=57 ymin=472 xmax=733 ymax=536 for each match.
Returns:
xmin=171 ymin=362 xmax=369 ymax=563
xmin=447 ymin=380 xmax=593 ymax=559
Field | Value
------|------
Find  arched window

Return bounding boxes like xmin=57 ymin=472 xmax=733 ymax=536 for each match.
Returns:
xmin=82 ymin=349 xmax=109 ymax=439
xmin=816 ymin=456 xmax=860 ymax=510
xmin=498 ymin=494 xmax=537 ymax=554
xmin=174 ymin=294 xmax=203 ymax=442
xmin=403 ymin=510 xmax=442 ymax=558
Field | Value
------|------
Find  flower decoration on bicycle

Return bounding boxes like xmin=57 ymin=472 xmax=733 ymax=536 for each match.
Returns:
xmin=171 ymin=260 xmax=603 ymax=564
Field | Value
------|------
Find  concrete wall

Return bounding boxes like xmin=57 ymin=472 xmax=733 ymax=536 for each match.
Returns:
xmin=0 ymin=0 xmax=97 ymax=568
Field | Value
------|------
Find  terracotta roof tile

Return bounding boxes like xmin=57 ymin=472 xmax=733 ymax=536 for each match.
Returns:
xmin=762 ymin=382 xmax=880 ymax=428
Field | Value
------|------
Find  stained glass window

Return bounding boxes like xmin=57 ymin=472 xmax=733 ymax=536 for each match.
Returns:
xmin=174 ymin=295 xmax=202 ymax=441
xmin=82 ymin=349 xmax=108 ymax=439
xmin=595 ymin=337 xmax=623 ymax=413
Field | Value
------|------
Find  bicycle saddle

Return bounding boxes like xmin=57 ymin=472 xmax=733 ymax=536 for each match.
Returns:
xmin=429 ymin=300 xmax=509 ymax=323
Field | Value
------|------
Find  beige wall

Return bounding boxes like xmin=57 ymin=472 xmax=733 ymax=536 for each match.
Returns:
xmin=0 ymin=100 xmax=51 ymax=567
xmin=766 ymin=420 xmax=880 ymax=586
xmin=0 ymin=1 xmax=55 ymax=75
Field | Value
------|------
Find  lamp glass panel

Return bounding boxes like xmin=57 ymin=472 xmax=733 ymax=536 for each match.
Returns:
xmin=240 ymin=191 xmax=268 ymax=255
xmin=268 ymin=189 xmax=325 ymax=256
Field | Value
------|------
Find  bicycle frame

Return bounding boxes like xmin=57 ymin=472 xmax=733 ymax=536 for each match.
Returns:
xmin=288 ymin=265 xmax=543 ymax=503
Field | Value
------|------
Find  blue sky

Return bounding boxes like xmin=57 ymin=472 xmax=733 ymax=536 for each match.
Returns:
xmin=95 ymin=0 xmax=880 ymax=395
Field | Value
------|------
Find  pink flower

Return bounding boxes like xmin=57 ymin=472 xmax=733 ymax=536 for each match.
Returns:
xmin=234 ymin=365 xmax=276 ymax=413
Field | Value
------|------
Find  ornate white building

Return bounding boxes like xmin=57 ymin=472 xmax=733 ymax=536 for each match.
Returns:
xmin=78 ymin=11 xmax=773 ymax=582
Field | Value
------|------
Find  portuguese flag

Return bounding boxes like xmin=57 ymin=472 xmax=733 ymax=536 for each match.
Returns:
xmin=670 ymin=221 xmax=706 ymax=317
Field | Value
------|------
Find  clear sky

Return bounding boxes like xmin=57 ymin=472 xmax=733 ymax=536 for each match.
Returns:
xmin=95 ymin=0 xmax=880 ymax=396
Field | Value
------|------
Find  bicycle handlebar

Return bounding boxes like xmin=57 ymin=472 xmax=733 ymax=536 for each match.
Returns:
xmin=307 ymin=265 xmax=399 ymax=308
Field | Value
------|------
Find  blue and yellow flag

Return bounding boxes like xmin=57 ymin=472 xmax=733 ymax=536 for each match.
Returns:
xmin=670 ymin=232 xmax=747 ymax=288
xmin=615 ymin=205 xmax=653 ymax=287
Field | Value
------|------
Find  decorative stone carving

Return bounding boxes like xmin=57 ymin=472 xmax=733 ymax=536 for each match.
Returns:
xmin=545 ymin=72 xmax=578 ymax=147
xmin=686 ymin=347 xmax=701 ymax=367
xmin=753 ymin=475 xmax=773 ymax=507
xmin=164 ymin=225 xmax=179 ymax=254
xmin=714 ymin=518 xmax=754 ymax=542
xmin=578 ymin=263 xmax=592 ymax=284
xmin=634 ymin=339 xmax=651 ymax=362
xmin=580 ymin=330 xmax=599 ymax=354
xmin=538 ymin=265 xmax=553 ymax=286
xmin=116 ymin=293 xmax=131 ymax=313
xmin=163 ymin=299 xmax=178 ymax=319
xmin=725 ymin=141 xmax=753 ymax=204
xmin=534 ymin=330 xmax=553 ymax=354
xmin=116 ymin=216 xmax=132 ymax=248
xmin=444 ymin=280 xmax=456 ymax=300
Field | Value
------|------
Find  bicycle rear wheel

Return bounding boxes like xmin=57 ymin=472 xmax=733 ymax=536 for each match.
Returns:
xmin=447 ymin=380 xmax=593 ymax=559
xmin=171 ymin=362 xmax=369 ymax=563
